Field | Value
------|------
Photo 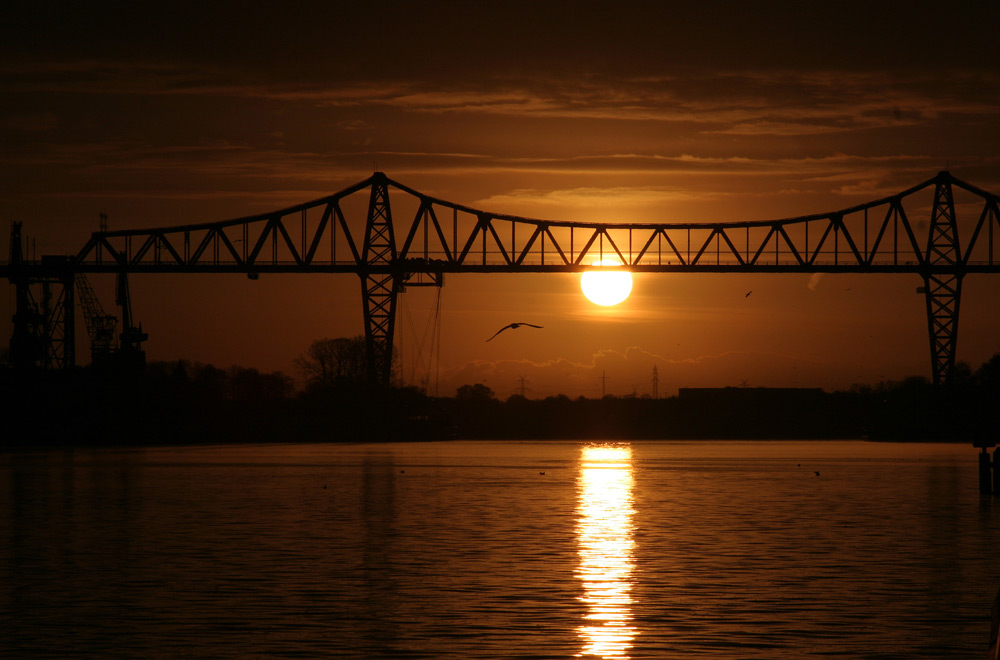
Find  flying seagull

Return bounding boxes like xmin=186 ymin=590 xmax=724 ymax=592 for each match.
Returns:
xmin=486 ymin=322 xmax=543 ymax=342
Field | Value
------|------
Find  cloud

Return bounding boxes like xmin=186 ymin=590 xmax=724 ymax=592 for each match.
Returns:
xmin=474 ymin=186 xmax=717 ymax=209
xmin=5 ymin=60 xmax=998 ymax=136
xmin=335 ymin=119 xmax=369 ymax=132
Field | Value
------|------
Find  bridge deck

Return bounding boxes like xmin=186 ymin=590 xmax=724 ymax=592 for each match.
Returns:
xmin=3 ymin=171 xmax=999 ymax=277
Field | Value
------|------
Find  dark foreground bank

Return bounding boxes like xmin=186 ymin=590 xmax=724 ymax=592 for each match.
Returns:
xmin=4 ymin=357 xmax=1000 ymax=448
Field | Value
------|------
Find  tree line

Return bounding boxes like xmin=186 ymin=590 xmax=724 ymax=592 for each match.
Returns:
xmin=3 ymin=336 xmax=1000 ymax=446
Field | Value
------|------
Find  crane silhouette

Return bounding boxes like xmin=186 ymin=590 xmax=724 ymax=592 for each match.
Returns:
xmin=486 ymin=322 xmax=543 ymax=342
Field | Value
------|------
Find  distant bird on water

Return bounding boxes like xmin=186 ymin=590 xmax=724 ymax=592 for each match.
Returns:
xmin=486 ymin=322 xmax=543 ymax=342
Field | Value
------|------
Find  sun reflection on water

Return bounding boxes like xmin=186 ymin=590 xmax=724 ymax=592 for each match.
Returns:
xmin=576 ymin=444 xmax=637 ymax=658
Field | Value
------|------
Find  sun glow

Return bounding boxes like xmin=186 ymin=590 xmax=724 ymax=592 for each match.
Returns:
xmin=576 ymin=444 xmax=637 ymax=658
xmin=581 ymin=260 xmax=633 ymax=306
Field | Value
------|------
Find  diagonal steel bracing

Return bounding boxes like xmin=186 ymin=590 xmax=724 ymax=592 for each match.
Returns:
xmin=6 ymin=171 xmax=1000 ymax=387
xmin=361 ymin=174 xmax=399 ymax=386
xmin=65 ymin=171 xmax=1000 ymax=276
xmin=924 ymin=274 xmax=961 ymax=385
xmin=922 ymin=175 xmax=962 ymax=386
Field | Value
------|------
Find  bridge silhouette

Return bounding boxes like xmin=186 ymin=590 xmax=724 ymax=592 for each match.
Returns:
xmin=4 ymin=171 xmax=999 ymax=387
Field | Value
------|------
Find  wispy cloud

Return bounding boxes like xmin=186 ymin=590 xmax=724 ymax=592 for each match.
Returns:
xmin=5 ymin=60 xmax=998 ymax=136
xmin=474 ymin=186 xmax=718 ymax=209
xmin=3 ymin=59 xmax=997 ymax=232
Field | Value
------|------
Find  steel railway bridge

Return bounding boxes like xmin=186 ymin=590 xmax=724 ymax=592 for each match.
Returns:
xmin=3 ymin=170 xmax=1000 ymax=387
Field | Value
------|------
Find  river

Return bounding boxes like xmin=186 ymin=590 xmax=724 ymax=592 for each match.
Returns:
xmin=1 ymin=440 xmax=997 ymax=658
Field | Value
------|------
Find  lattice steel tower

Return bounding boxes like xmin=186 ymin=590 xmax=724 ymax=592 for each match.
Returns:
xmin=922 ymin=173 xmax=962 ymax=386
xmin=361 ymin=173 xmax=399 ymax=386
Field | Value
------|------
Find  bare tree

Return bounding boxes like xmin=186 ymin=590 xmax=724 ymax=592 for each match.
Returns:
xmin=295 ymin=336 xmax=367 ymax=388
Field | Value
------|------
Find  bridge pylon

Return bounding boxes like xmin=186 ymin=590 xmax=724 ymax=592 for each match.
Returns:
xmin=922 ymin=173 xmax=963 ymax=386
xmin=7 ymin=222 xmax=75 ymax=370
xmin=361 ymin=173 xmax=399 ymax=387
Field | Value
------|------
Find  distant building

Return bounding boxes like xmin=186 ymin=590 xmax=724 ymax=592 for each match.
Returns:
xmin=678 ymin=387 xmax=825 ymax=406
xmin=673 ymin=387 xmax=833 ymax=438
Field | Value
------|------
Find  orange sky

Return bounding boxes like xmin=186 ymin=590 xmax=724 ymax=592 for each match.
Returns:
xmin=2 ymin=2 xmax=1000 ymax=397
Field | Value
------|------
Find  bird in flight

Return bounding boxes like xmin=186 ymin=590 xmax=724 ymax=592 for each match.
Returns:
xmin=486 ymin=322 xmax=543 ymax=342
xmin=745 ymin=290 xmax=753 ymax=298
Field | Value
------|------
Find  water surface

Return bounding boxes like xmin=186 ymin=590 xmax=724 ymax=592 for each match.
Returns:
xmin=1 ymin=440 xmax=997 ymax=658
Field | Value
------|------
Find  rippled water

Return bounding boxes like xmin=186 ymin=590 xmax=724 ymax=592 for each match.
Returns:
xmin=1 ymin=440 xmax=998 ymax=659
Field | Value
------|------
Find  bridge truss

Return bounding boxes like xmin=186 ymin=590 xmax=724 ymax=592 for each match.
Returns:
xmin=5 ymin=171 xmax=1000 ymax=386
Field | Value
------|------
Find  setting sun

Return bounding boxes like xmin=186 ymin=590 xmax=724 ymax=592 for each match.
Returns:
xmin=581 ymin=260 xmax=633 ymax=306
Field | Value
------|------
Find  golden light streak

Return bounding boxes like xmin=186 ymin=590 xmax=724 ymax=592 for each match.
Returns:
xmin=576 ymin=444 xmax=637 ymax=658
